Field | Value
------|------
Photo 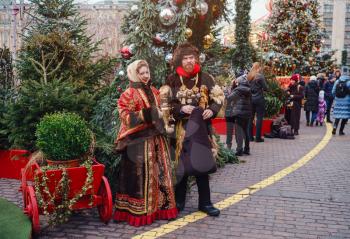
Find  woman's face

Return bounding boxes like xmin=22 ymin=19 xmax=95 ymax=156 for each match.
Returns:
xmin=137 ymin=66 xmax=150 ymax=83
xmin=290 ymin=79 xmax=296 ymax=85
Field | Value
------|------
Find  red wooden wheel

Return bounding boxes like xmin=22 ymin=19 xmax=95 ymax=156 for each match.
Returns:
xmin=24 ymin=186 xmax=40 ymax=234
xmin=97 ymin=176 xmax=112 ymax=223
xmin=21 ymin=168 xmax=27 ymax=206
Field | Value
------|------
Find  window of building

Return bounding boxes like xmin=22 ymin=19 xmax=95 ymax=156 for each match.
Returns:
xmin=346 ymin=18 xmax=350 ymax=26
xmin=323 ymin=18 xmax=333 ymax=27
xmin=325 ymin=30 xmax=332 ymax=37
xmin=346 ymin=32 xmax=350 ymax=39
xmin=323 ymin=44 xmax=331 ymax=50
xmin=344 ymin=44 xmax=350 ymax=51
xmin=324 ymin=4 xmax=333 ymax=13
xmin=347 ymin=4 xmax=350 ymax=13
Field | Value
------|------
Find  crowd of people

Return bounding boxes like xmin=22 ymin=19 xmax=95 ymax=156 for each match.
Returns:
xmin=111 ymin=42 xmax=350 ymax=228
xmin=303 ymin=70 xmax=350 ymax=135
xmin=225 ymin=67 xmax=350 ymax=156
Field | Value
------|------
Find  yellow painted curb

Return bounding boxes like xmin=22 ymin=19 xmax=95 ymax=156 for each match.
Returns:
xmin=133 ymin=123 xmax=333 ymax=239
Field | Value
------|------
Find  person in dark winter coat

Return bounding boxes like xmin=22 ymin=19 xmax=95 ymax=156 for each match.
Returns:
xmin=304 ymin=75 xmax=320 ymax=126
xmin=224 ymin=81 xmax=236 ymax=149
xmin=285 ymin=74 xmax=304 ymax=135
xmin=323 ymin=72 xmax=337 ymax=123
xmin=331 ymin=75 xmax=350 ymax=135
xmin=226 ymin=75 xmax=252 ymax=156
xmin=247 ymin=62 xmax=267 ymax=142
xmin=316 ymin=73 xmax=326 ymax=90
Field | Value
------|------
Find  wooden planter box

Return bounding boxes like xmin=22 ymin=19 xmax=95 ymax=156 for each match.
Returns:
xmin=21 ymin=160 xmax=113 ymax=234
xmin=211 ymin=118 xmax=273 ymax=136
xmin=0 ymin=149 xmax=30 ymax=180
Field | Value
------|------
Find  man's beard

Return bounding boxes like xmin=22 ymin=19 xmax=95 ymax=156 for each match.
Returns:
xmin=184 ymin=64 xmax=194 ymax=72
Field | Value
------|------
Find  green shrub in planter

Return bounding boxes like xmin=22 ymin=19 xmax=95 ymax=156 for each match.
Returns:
xmin=265 ymin=95 xmax=283 ymax=118
xmin=36 ymin=112 xmax=92 ymax=161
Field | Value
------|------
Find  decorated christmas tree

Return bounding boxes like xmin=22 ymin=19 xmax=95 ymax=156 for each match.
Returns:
xmin=263 ymin=0 xmax=332 ymax=76
xmin=91 ymin=0 xmax=237 ymax=175
xmin=115 ymin=0 xmax=230 ymax=88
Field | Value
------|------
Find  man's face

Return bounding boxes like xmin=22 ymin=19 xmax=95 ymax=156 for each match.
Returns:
xmin=181 ymin=54 xmax=196 ymax=73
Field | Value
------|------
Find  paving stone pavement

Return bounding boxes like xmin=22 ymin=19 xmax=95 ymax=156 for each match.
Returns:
xmin=1 ymin=117 xmax=349 ymax=239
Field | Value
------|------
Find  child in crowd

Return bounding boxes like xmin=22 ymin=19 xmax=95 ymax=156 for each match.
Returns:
xmin=316 ymin=90 xmax=327 ymax=126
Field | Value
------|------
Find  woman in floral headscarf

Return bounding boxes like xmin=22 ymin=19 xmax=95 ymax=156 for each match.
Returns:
xmin=113 ymin=60 xmax=177 ymax=226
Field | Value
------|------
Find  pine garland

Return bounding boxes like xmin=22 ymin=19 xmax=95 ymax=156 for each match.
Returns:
xmin=232 ymin=0 xmax=253 ymax=72
xmin=34 ymin=159 xmax=94 ymax=225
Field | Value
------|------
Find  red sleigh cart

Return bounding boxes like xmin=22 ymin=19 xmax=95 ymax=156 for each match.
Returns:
xmin=21 ymin=159 xmax=113 ymax=234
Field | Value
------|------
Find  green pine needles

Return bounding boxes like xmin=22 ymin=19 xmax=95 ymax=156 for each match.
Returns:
xmin=36 ymin=112 xmax=92 ymax=161
xmin=2 ymin=0 xmax=115 ymax=151
xmin=232 ymin=0 xmax=253 ymax=72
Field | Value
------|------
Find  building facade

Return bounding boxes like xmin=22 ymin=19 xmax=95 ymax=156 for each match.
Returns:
xmin=0 ymin=1 xmax=138 ymax=58
xmin=319 ymin=0 xmax=350 ymax=65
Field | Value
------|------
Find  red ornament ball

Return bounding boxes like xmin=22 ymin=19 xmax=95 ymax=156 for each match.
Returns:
xmin=120 ymin=46 xmax=132 ymax=59
xmin=173 ymin=0 xmax=184 ymax=5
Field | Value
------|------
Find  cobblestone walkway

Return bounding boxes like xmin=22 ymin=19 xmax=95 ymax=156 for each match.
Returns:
xmin=1 ymin=119 xmax=349 ymax=239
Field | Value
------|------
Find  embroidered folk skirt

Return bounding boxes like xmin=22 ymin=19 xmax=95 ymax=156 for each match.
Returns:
xmin=113 ymin=135 xmax=178 ymax=226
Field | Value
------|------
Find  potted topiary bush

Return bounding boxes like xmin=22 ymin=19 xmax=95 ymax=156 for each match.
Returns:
xmin=22 ymin=112 xmax=112 ymax=233
xmin=35 ymin=112 xmax=92 ymax=167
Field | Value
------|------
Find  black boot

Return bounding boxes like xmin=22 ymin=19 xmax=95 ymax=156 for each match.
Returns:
xmin=235 ymin=149 xmax=243 ymax=156
xmin=226 ymin=143 xmax=232 ymax=150
xmin=339 ymin=120 xmax=347 ymax=136
xmin=326 ymin=115 xmax=332 ymax=123
xmin=332 ymin=128 xmax=336 ymax=135
xmin=198 ymin=204 xmax=220 ymax=217
xmin=243 ymin=148 xmax=250 ymax=155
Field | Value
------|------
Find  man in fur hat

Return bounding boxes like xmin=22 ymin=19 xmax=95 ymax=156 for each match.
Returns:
xmin=164 ymin=42 xmax=224 ymax=217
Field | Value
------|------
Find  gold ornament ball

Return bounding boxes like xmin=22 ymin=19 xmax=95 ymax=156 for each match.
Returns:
xmin=203 ymin=44 xmax=210 ymax=49
xmin=185 ymin=28 xmax=193 ymax=38
xmin=203 ymin=34 xmax=214 ymax=44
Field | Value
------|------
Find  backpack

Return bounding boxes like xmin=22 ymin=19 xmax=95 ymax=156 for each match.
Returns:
xmin=279 ymin=125 xmax=295 ymax=139
xmin=335 ymin=80 xmax=349 ymax=98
